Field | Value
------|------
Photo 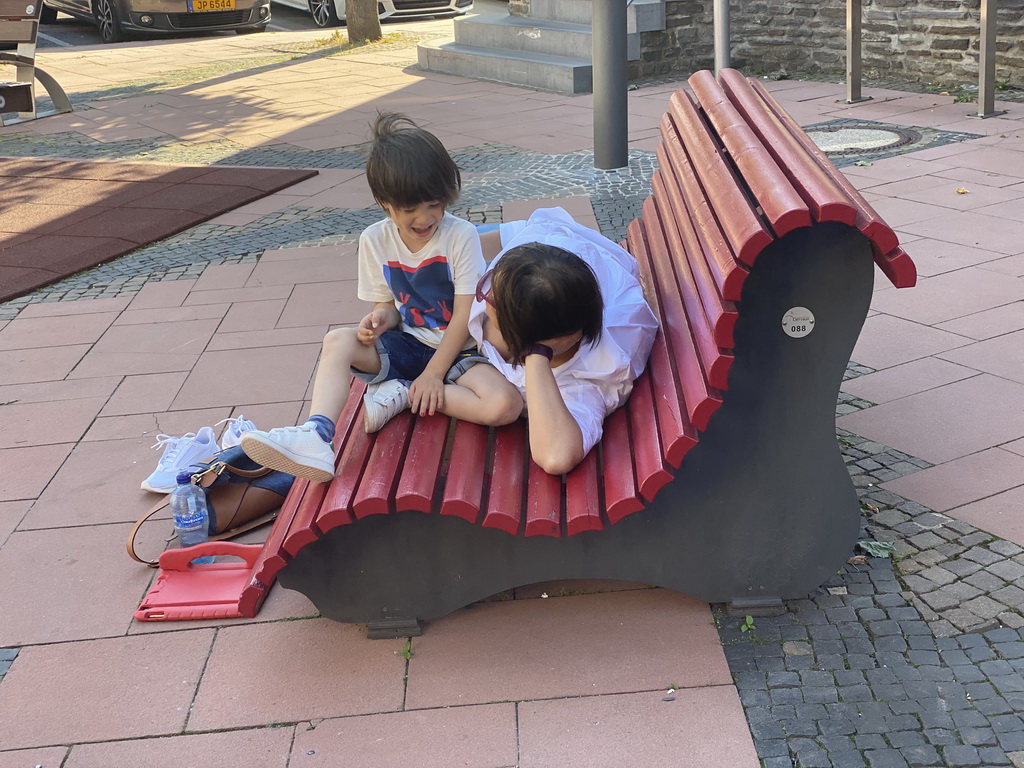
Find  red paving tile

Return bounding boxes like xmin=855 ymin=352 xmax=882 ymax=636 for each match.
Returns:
xmin=936 ymin=301 xmax=1024 ymax=340
xmin=837 ymin=374 xmax=1024 ymax=464
xmin=0 ymin=630 xmax=214 ymax=749
xmin=0 ymin=396 xmax=107 ymax=449
xmin=0 ymin=524 xmax=155 ymax=645
xmin=21 ymin=436 xmax=167 ymax=528
xmin=0 ymin=443 xmax=75 ymax=501
xmin=63 ymin=728 xmax=293 ymax=768
xmin=219 ymin=298 xmax=287 ymax=333
xmin=850 ymin=314 xmax=970 ymax=370
xmin=0 ymin=747 xmax=69 ymax=768
xmin=869 ymin=267 xmax=1024 ymax=326
xmin=128 ymin=279 xmax=196 ymax=310
xmin=15 ymin=296 xmax=131 ymax=318
xmin=518 ymin=688 xmax=759 ymax=768
xmin=405 ymin=590 xmax=729 ymax=710
xmin=938 ymin=329 xmax=1024 ymax=385
xmin=276 ymin=280 xmax=363 ymax=328
xmin=841 ymin=357 xmax=979 ymax=404
xmin=100 ymin=372 xmax=189 ymax=417
xmin=290 ymin=704 xmax=518 ymax=768
xmin=0 ymin=311 xmax=118 ymax=350
xmin=188 ymin=619 xmax=407 ymax=731
xmin=0 ymin=500 xmax=30 ymax=546
xmin=0 ymin=376 xmax=120 ymax=406
xmin=113 ymin=302 xmax=229 ymax=326
xmin=0 ymin=344 xmax=90 ymax=386
xmin=949 ymin=485 xmax=1024 ymax=549
xmin=882 ymin=447 xmax=1024 ymax=512
xmin=191 ymin=262 xmax=256 ymax=291
xmin=171 ymin=343 xmax=321 ymax=410
xmin=69 ymin=317 xmax=221 ymax=379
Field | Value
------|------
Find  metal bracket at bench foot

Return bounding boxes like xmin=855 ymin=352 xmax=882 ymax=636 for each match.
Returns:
xmin=726 ymin=597 xmax=785 ymax=617
xmin=367 ymin=618 xmax=423 ymax=639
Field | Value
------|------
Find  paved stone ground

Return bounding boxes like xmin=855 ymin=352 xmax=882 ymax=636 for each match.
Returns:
xmin=5 ymin=68 xmax=1024 ymax=767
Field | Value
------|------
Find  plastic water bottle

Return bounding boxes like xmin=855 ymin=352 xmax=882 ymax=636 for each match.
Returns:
xmin=170 ymin=471 xmax=214 ymax=564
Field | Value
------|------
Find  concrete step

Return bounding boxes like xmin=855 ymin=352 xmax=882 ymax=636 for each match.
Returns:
xmin=417 ymin=39 xmax=593 ymax=95
xmin=529 ymin=0 xmax=666 ymax=33
xmin=453 ymin=13 xmax=640 ymax=61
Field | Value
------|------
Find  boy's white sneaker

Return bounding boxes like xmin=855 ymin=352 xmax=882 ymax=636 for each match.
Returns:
xmin=240 ymin=426 xmax=335 ymax=484
xmin=216 ymin=414 xmax=257 ymax=450
xmin=141 ymin=426 xmax=218 ymax=494
xmin=363 ymin=379 xmax=411 ymax=433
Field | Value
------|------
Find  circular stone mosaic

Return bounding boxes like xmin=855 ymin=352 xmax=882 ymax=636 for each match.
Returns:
xmin=806 ymin=122 xmax=921 ymax=157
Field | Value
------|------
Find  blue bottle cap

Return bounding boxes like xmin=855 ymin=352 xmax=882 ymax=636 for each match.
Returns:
xmin=176 ymin=471 xmax=193 ymax=485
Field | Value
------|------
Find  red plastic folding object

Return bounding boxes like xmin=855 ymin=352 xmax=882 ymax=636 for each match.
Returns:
xmin=135 ymin=542 xmax=271 ymax=622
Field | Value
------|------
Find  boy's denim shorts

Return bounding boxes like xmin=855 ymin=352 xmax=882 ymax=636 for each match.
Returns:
xmin=352 ymin=330 xmax=489 ymax=386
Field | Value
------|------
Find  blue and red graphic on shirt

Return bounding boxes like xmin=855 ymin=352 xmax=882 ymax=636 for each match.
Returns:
xmin=383 ymin=255 xmax=454 ymax=330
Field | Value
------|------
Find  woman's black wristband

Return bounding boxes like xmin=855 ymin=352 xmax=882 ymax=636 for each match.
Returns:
xmin=524 ymin=343 xmax=554 ymax=361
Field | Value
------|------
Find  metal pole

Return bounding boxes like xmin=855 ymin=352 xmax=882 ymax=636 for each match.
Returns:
xmin=714 ymin=0 xmax=730 ymax=73
xmin=844 ymin=0 xmax=870 ymax=103
xmin=974 ymin=0 xmax=1003 ymax=118
xmin=593 ymin=0 xmax=628 ymax=170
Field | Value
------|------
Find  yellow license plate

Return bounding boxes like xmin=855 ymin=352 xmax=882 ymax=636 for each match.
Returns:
xmin=187 ymin=0 xmax=234 ymax=11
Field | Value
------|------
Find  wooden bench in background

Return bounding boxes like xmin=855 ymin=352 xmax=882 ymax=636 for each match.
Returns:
xmin=138 ymin=69 xmax=917 ymax=636
xmin=0 ymin=0 xmax=71 ymax=125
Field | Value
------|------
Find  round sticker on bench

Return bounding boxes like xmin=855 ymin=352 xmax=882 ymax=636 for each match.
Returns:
xmin=782 ymin=307 xmax=815 ymax=338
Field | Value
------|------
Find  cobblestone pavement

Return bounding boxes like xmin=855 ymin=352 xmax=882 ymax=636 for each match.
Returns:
xmin=3 ymin=61 xmax=1023 ymax=768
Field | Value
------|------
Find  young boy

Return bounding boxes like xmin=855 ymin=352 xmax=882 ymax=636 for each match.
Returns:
xmin=240 ymin=113 xmax=522 ymax=484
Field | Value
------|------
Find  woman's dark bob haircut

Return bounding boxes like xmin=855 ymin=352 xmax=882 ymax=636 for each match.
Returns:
xmin=491 ymin=242 xmax=603 ymax=365
xmin=365 ymin=112 xmax=461 ymax=210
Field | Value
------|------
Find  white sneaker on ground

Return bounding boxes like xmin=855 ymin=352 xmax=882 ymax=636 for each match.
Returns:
xmin=140 ymin=426 xmax=218 ymax=494
xmin=363 ymin=379 xmax=411 ymax=433
xmin=240 ymin=425 xmax=335 ymax=484
xmin=216 ymin=414 xmax=257 ymax=450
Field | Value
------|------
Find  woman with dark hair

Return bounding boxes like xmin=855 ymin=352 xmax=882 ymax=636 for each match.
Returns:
xmin=469 ymin=207 xmax=659 ymax=475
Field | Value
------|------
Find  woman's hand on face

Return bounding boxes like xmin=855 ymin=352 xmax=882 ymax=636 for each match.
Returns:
xmin=409 ymin=372 xmax=445 ymax=416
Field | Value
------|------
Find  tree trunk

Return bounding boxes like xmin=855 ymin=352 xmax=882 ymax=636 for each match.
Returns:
xmin=346 ymin=0 xmax=382 ymax=42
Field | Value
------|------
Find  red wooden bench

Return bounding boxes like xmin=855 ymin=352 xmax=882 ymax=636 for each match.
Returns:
xmin=143 ymin=69 xmax=916 ymax=636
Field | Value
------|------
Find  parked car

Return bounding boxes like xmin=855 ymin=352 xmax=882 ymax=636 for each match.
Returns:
xmin=271 ymin=0 xmax=470 ymax=29
xmin=39 ymin=0 xmax=271 ymax=43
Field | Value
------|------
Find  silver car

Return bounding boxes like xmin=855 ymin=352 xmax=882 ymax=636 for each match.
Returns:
xmin=40 ymin=0 xmax=271 ymax=43
xmin=271 ymin=0 xmax=470 ymax=29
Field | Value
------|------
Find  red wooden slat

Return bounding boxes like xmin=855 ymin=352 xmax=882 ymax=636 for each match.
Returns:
xmin=659 ymin=114 xmax=749 ymax=302
xmin=395 ymin=414 xmax=450 ymax=513
xmin=246 ymin=475 xmax=309 ymax=584
xmin=627 ymin=218 xmax=699 ymax=466
xmin=313 ymin=379 xmax=369 ymax=533
xmin=747 ymin=78 xmax=901 ymax=260
xmin=482 ymin=421 xmax=526 ymax=535
xmin=651 ymin=169 xmax=735 ymax=389
xmin=566 ymin=448 xmax=603 ymax=535
xmin=353 ymin=410 xmax=414 ymax=518
xmin=654 ymin=142 xmax=739 ymax=349
xmin=689 ymin=70 xmax=812 ymax=237
xmin=317 ymin=424 xmax=374 ymax=533
xmin=524 ymin=459 xmax=562 ymax=537
xmin=874 ymin=246 xmax=917 ymax=289
xmin=441 ymin=420 xmax=489 ymax=523
xmin=717 ymin=69 xmax=857 ymax=227
xmin=667 ymin=90 xmax=774 ymax=266
xmin=641 ymin=197 xmax=724 ymax=431
xmin=628 ymin=371 xmax=674 ymax=502
xmin=600 ymin=406 xmax=644 ymax=523
xmin=283 ymin=481 xmax=328 ymax=557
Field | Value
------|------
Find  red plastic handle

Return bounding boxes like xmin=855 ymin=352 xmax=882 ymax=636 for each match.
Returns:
xmin=157 ymin=542 xmax=263 ymax=571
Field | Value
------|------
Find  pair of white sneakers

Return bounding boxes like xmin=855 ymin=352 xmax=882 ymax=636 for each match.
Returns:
xmin=239 ymin=380 xmax=411 ymax=485
xmin=140 ymin=415 xmax=256 ymax=494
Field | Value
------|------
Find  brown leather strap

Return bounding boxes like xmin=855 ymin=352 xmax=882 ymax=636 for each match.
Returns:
xmin=126 ymin=495 xmax=172 ymax=568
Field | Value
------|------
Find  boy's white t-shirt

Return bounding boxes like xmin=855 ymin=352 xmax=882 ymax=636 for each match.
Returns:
xmin=467 ymin=207 xmax=659 ymax=455
xmin=358 ymin=212 xmax=485 ymax=349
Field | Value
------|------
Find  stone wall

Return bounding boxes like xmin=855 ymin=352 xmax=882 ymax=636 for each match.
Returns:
xmin=630 ymin=0 xmax=1024 ymax=88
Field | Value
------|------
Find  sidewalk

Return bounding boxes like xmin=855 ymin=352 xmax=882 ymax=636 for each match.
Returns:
xmin=1 ymin=25 xmax=1024 ymax=768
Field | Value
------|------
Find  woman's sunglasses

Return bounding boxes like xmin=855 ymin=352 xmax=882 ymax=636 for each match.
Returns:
xmin=475 ymin=269 xmax=495 ymax=307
